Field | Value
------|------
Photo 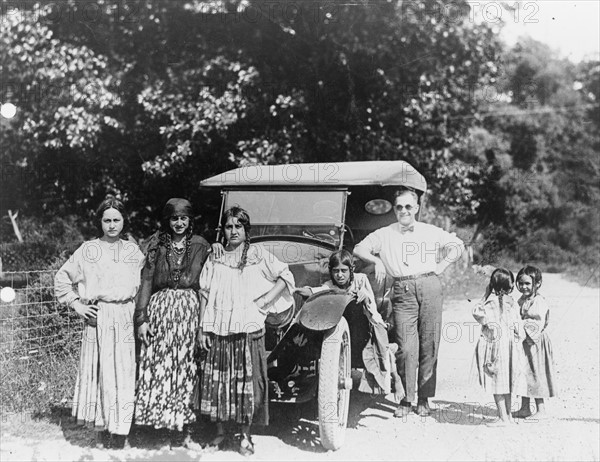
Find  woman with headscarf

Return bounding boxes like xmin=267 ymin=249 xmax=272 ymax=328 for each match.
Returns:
xmin=134 ymin=198 xmax=211 ymax=447
xmin=54 ymin=195 xmax=145 ymax=449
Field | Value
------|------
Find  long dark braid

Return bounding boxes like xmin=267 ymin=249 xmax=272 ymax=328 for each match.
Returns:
xmin=489 ymin=268 xmax=515 ymax=315
xmin=184 ymin=221 xmax=194 ymax=263
xmin=239 ymin=235 xmax=250 ymax=270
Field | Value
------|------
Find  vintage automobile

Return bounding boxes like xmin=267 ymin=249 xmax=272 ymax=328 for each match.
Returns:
xmin=200 ymin=161 xmax=427 ymax=450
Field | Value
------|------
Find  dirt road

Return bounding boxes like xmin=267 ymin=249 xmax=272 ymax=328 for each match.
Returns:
xmin=1 ymin=273 xmax=598 ymax=461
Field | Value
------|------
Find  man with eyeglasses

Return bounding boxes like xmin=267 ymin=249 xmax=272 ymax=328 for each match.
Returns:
xmin=354 ymin=188 xmax=464 ymax=418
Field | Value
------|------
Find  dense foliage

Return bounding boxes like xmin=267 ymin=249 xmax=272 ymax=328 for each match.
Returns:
xmin=1 ymin=0 xmax=598 ymax=274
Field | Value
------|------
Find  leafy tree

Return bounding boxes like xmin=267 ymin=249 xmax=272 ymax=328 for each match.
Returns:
xmin=0 ymin=4 xmax=121 ymax=220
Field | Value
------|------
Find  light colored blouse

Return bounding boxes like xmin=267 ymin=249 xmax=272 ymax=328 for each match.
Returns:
xmin=55 ymin=239 xmax=146 ymax=306
xmin=518 ymin=294 xmax=550 ymax=343
xmin=199 ymin=244 xmax=295 ymax=335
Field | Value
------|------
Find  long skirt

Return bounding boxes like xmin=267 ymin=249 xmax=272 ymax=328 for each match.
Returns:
xmin=134 ymin=288 xmax=199 ymax=431
xmin=72 ymin=300 xmax=136 ymax=435
xmin=196 ymin=329 xmax=268 ymax=426
xmin=522 ymin=332 xmax=557 ymax=398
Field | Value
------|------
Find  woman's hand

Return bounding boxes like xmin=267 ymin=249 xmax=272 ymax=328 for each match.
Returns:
xmin=197 ymin=327 xmax=212 ymax=351
xmin=72 ymin=300 xmax=99 ymax=321
xmin=137 ymin=322 xmax=154 ymax=347
xmin=294 ymin=287 xmax=313 ymax=298
xmin=352 ymin=287 xmax=369 ymax=304
xmin=211 ymin=243 xmax=225 ymax=259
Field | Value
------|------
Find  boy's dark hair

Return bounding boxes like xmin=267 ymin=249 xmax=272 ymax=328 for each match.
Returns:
xmin=328 ymin=249 xmax=354 ymax=288
xmin=489 ymin=268 xmax=515 ymax=295
xmin=516 ymin=265 xmax=543 ymax=287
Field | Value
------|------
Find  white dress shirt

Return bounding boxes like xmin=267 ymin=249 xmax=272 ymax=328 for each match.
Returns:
xmin=355 ymin=221 xmax=464 ymax=278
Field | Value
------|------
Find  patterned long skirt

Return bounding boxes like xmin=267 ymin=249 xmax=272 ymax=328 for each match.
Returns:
xmin=72 ymin=300 xmax=136 ymax=435
xmin=134 ymin=288 xmax=199 ymax=431
xmin=196 ymin=329 xmax=268 ymax=426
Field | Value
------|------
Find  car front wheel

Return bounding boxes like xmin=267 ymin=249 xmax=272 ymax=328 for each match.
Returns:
xmin=317 ymin=317 xmax=351 ymax=451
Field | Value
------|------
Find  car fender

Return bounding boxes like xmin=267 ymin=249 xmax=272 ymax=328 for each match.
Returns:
xmin=298 ymin=289 xmax=353 ymax=331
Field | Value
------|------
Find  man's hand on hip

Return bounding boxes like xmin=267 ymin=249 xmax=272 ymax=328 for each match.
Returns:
xmin=374 ymin=259 xmax=387 ymax=285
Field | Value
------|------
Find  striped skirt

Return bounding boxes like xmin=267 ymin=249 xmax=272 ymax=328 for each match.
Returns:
xmin=196 ymin=329 xmax=268 ymax=426
xmin=134 ymin=288 xmax=199 ymax=431
xmin=72 ymin=300 xmax=136 ymax=435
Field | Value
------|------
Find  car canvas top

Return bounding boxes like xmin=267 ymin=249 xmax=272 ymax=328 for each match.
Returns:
xmin=200 ymin=160 xmax=427 ymax=193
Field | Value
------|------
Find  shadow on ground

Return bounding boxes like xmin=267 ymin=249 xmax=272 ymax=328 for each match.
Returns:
xmin=38 ymin=388 xmax=389 ymax=456
xmin=428 ymin=400 xmax=503 ymax=426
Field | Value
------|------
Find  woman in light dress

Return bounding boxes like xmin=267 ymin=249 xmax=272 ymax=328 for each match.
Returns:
xmin=54 ymin=195 xmax=145 ymax=448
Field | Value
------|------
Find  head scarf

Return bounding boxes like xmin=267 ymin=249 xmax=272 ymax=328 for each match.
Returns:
xmin=162 ymin=198 xmax=193 ymax=219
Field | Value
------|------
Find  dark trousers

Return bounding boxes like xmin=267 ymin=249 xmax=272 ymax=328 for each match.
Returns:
xmin=391 ymin=274 xmax=443 ymax=403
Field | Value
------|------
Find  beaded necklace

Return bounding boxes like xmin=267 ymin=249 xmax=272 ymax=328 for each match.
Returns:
xmin=164 ymin=234 xmax=190 ymax=286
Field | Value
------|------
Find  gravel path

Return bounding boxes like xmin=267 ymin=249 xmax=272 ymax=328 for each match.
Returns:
xmin=1 ymin=273 xmax=598 ymax=461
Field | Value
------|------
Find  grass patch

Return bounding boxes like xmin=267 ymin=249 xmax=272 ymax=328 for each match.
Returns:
xmin=1 ymin=411 xmax=64 ymax=440
xmin=1 ymin=350 xmax=78 ymax=415
xmin=563 ymin=264 xmax=600 ymax=288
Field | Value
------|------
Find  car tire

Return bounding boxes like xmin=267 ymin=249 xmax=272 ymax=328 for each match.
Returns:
xmin=317 ymin=316 xmax=351 ymax=451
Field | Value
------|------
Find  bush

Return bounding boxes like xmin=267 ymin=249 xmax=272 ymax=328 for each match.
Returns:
xmin=1 ymin=215 xmax=85 ymax=271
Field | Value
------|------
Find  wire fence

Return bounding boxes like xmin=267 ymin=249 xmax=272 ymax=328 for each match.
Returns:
xmin=0 ymin=270 xmax=83 ymax=413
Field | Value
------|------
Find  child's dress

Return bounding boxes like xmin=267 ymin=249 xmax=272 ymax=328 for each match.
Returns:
xmin=307 ymin=273 xmax=404 ymax=401
xmin=472 ymin=293 xmax=524 ymax=394
xmin=519 ymin=293 xmax=557 ymax=398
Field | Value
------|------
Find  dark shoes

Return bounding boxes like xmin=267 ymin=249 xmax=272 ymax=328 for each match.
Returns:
xmin=111 ymin=434 xmax=127 ymax=449
xmin=416 ymin=398 xmax=431 ymax=417
xmin=95 ymin=431 xmax=126 ymax=449
xmin=95 ymin=430 xmax=109 ymax=449
xmin=206 ymin=433 xmax=227 ymax=451
xmin=393 ymin=400 xmax=412 ymax=418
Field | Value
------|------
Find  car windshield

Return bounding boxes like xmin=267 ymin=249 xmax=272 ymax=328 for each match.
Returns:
xmin=224 ymin=190 xmax=347 ymax=246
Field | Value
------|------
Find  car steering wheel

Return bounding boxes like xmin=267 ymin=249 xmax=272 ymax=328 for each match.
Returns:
xmin=313 ymin=233 xmax=337 ymax=245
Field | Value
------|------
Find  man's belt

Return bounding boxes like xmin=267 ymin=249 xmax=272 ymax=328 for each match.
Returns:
xmin=393 ymin=271 xmax=437 ymax=282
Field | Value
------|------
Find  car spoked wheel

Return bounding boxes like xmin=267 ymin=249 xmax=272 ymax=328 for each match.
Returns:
xmin=318 ymin=317 xmax=351 ymax=451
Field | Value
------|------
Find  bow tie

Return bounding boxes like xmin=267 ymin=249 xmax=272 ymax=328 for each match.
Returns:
xmin=400 ymin=225 xmax=415 ymax=234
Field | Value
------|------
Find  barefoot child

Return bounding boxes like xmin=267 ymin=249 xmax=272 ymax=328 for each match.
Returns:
xmin=296 ymin=249 xmax=404 ymax=401
xmin=513 ymin=265 xmax=557 ymax=419
xmin=472 ymin=268 xmax=524 ymax=426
